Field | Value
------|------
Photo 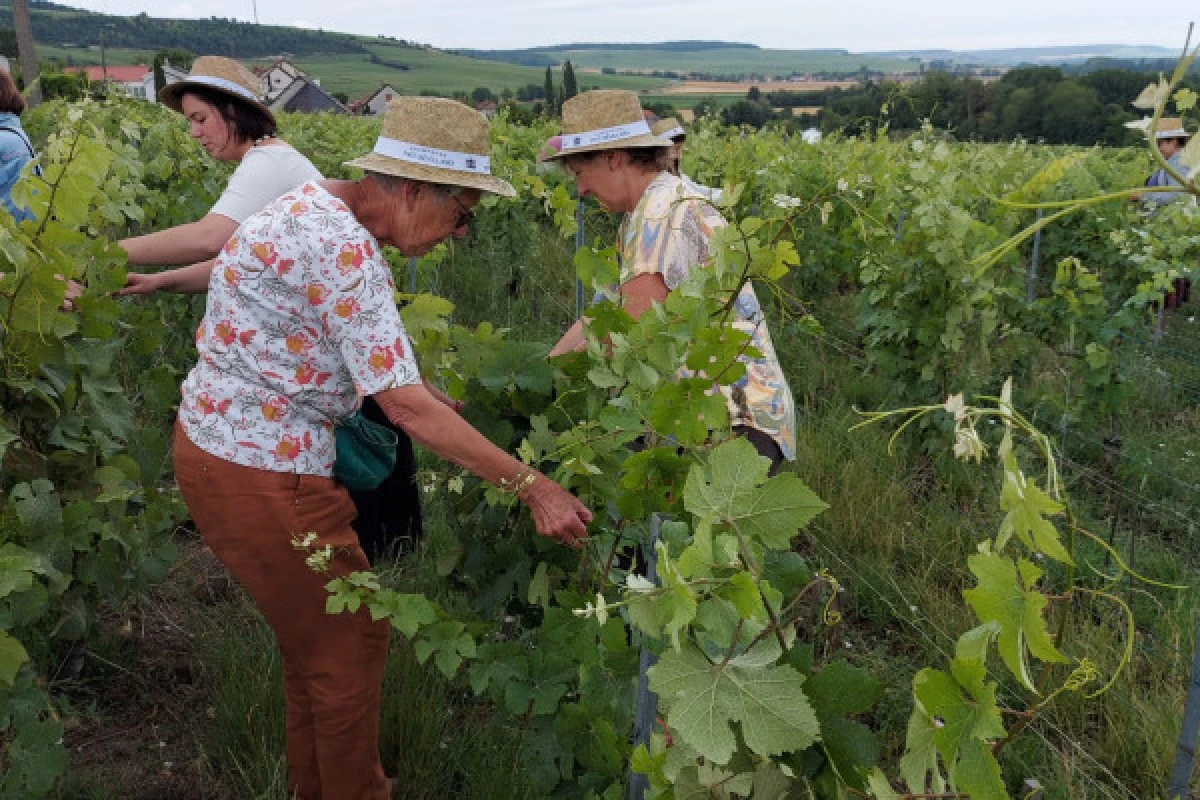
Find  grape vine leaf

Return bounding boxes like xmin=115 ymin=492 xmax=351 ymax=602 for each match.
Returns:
xmin=648 ymin=641 xmax=820 ymax=764
xmin=647 ymin=378 xmax=729 ymax=446
xmin=0 ymin=630 xmax=30 ymax=688
xmin=908 ymin=662 xmax=1006 ymax=797
xmin=997 ymin=452 xmax=1073 ymax=564
xmin=684 ymin=438 xmax=828 ymax=549
xmin=962 ymin=549 xmax=1067 ymax=690
xmin=673 ymin=763 xmax=754 ymax=800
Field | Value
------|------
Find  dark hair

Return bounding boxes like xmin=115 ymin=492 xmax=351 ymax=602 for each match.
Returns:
xmin=0 ymin=70 xmax=25 ymax=115
xmin=181 ymin=86 xmax=276 ymax=142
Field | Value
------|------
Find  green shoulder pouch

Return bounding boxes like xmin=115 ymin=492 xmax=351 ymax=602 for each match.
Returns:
xmin=333 ymin=410 xmax=399 ymax=491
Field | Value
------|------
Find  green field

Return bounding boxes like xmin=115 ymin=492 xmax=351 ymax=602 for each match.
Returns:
xmin=281 ymin=44 xmax=667 ymax=100
xmin=38 ymin=41 xmax=668 ymax=100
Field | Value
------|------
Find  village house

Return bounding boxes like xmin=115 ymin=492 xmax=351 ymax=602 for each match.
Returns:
xmin=348 ymin=84 xmax=399 ymax=116
xmin=269 ymin=76 xmax=348 ymax=114
xmin=64 ymin=63 xmax=188 ymax=102
xmin=257 ymin=58 xmax=305 ymax=103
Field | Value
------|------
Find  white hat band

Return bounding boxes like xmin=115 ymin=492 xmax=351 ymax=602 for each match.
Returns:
xmin=180 ymin=75 xmax=259 ymax=103
xmin=561 ymin=119 xmax=653 ymax=151
xmin=373 ymin=135 xmax=492 ymax=175
xmin=660 ymin=126 xmax=685 ymax=139
xmin=1156 ymin=128 xmax=1189 ymax=139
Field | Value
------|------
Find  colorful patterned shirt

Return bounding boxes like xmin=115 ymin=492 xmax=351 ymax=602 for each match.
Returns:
xmin=618 ymin=172 xmax=796 ymax=460
xmin=179 ymin=181 xmax=421 ymax=476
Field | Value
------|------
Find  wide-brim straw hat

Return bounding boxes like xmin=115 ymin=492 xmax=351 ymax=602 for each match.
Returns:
xmin=652 ymin=117 xmax=686 ymax=141
xmin=540 ymin=90 xmax=671 ymax=160
xmin=345 ymin=97 xmax=515 ymax=197
xmin=159 ymin=56 xmax=275 ymax=125
xmin=1155 ymin=117 xmax=1190 ymax=140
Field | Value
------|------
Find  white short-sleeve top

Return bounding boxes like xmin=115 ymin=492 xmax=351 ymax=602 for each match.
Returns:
xmin=209 ymin=144 xmax=322 ymax=224
xmin=179 ymin=182 xmax=421 ymax=475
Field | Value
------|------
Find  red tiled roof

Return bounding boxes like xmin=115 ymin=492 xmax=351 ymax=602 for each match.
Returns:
xmin=66 ymin=65 xmax=150 ymax=83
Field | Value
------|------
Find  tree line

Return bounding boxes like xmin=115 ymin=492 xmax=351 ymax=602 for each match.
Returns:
xmin=717 ymin=66 xmax=1200 ymax=145
xmin=0 ymin=1 xmax=406 ymax=57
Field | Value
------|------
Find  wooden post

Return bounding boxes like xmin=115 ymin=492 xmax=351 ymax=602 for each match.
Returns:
xmin=11 ymin=0 xmax=39 ymax=107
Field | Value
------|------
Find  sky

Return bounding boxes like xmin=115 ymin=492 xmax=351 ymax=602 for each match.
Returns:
xmin=63 ymin=0 xmax=1195 ymax=53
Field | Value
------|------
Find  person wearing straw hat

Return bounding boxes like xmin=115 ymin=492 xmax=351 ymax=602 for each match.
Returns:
xmin=118 ymin=57 xmax=428 ymax=564
xmin=543 ymin=90 xmax=796 ymax=472
xmin=1143 ymin=117 xmax=1192 ymax=208
xmin=119 ymin=56 xmax=320 ymax=289
xmin=172 ymin=96 xmax=591 ymax=800
xmin=651 ymin=115 xmax=723 ymax=203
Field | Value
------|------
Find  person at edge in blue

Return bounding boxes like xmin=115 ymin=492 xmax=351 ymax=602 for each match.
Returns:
xmin=1138 ymin=117 xmax=1194 ymax=308
xmin=0 ymin=67 xmax=36 ymax=222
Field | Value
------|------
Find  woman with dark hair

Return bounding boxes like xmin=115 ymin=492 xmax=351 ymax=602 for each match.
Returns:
xmin=544 ymin=91 xmax=796 ymax=473
xmin=0 ymin=67 xmax=36 ymax=221
xmin=121 ymin=57 xmax=426 ymax=562
xmin=119 ymin=56 xmax=321 ymax=285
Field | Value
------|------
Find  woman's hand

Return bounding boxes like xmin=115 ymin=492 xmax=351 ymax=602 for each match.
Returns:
xmin=120 ymin=271 xmax=164 ymax=296
xmin=518 ymin=476 xmax=592 ymax=549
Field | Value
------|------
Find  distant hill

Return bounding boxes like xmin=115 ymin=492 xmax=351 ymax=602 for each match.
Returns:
xmin=0 ymin=0 xmax=383 ymax=57
xmin=454 ymin=41 xmax=1186 ymax=79
xmin=456 ymin=43 xmax=919 ymax=78
xmin=880 ymin=44 xmax=1181 ymax=66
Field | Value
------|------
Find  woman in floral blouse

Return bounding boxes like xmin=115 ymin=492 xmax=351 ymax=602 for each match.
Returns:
xmin=174 ymin=97 xmax=591 ymax=800
xmin=545 ymin=90 xmax=796 ymax=470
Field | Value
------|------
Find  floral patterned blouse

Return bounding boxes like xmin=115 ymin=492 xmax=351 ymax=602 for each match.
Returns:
xmin=179 ymin=181 xmax=421 ymax=476
xmin=619 ymin=172 xmax=797 ymax=460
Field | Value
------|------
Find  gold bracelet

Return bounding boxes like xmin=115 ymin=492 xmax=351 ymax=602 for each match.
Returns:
xmin=499 ymin=466 xmax=538 ymax=495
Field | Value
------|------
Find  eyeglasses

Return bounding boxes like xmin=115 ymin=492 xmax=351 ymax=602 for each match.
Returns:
xmin=450 ymin=193 xmax=475 ymax=230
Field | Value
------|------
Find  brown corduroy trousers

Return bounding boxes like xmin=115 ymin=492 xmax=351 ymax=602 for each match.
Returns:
xmin=174 ymin=423 xmax=391 ymax=800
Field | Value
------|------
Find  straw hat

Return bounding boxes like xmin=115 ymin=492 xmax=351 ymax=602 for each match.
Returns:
xmin=1155 ymin=117 xmax=1190 ymax=140
xmin=159 ymin=56 xmax=275 ymax=125
xmin=652 ymin=117 xmax=686 ymax=141
xmin=344 ymin=97 xmax=515 ymax=197
xmin=541 ymin=90 xmax=671 ymax=160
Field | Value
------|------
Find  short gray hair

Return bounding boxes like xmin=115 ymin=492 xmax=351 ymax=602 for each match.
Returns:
xmin=366 ymin=171 xmax=463 ymax=201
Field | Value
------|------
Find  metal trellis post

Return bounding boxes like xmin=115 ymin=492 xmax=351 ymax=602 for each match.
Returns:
xmin=575 ymin=198 xmax=586 ymax=320
xmin=408 ymin=256 xmax=418 ymax=295
xmin=1027 ymin=209 xmax=1043 ymax=302
xmin=627 ymin=514 xmax=663 ymax=800
xmin=1168 ymin=620 xmax=1200 ymax=799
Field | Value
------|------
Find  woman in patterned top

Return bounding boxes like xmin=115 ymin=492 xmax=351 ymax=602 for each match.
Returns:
xmin=544 ymin=90 xmax=796 ymax=471
xmin=174 ymin=97 xmax=591 ymax=800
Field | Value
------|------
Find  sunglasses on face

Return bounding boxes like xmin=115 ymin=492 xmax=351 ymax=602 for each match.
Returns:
xmin=450 ymin=193 xmax=475 ymax=229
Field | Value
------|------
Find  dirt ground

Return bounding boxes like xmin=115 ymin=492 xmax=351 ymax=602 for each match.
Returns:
xmin=60 ymin=538 xmax=240 ymax=800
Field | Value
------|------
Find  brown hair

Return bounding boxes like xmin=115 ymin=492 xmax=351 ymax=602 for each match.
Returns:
xmin=0 ymin=70 xmax=26 ymax=115
xmin=181 ymin=86 xmax=275 ymax=142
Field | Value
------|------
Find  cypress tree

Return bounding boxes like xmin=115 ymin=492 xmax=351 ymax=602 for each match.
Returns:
xmin=543 ymin=66 xmax=556 ymax=115
xmin=562 ymin=59 xmax=578 ymax=101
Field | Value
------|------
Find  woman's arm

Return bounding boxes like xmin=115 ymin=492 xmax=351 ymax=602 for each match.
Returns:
xmin=122 ymin=259 xmax=217 ymax=296
xmin=374 ymin=384 xmax=590 ymax=546
xmin=422 ymin=378 xmax=463 ymax=413
xmin=119 ymin=214 xmax=238 ymax=266
xmin=548 ymin=273 xmax=669 ymax=357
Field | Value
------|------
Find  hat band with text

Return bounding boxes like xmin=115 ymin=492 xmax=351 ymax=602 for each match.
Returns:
xmin=660 ymin=126 xmax=685 ymax=139
xmin=560 ymin=119 xmax=653 ymax=151
xmin=179 ymin=75 xmax=259 ymax=103
xmin=373 ymin=136 xmax=492 ymax=175
xmin=1156 ymin=128 xmax=1189 ymax=138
